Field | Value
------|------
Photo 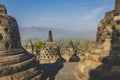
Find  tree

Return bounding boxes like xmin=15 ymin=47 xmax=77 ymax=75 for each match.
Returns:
xmin=34 ymin=41 xmax=46 ymax=53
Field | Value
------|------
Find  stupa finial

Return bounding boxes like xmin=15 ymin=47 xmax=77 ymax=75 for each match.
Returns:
xmin=47 ymin=30 xmax=53 ymax=42
xmin=0 ymin=5 xmax=7 ymax=15
xmin=115 ymin=0 xmax=120 ymax=11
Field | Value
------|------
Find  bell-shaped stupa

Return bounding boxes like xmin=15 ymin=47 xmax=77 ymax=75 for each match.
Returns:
xmin=62 ymin=40 xmax=80 ymax=62
xmin=74 ymin=0 xmax=120 ymax=80
xmin=0 ymin=5 xmax=43 ymax=80
xmin=25 ymin=39 xmax=35 ymax=54
xmin=39 ymin=30 xmax=62 ymax=64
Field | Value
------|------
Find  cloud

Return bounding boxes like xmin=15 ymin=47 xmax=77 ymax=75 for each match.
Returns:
xmin=20 ymin=1 xmax=113 ymax=35
xmin=66 ymin=6 xmax=105 ymax=33
xmin=31 ymin=7 xmax=105 ymax=38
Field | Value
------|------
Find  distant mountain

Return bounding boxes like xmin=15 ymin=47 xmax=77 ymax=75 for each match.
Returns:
xmin=19 ymin=26 xmax=96 ymax=40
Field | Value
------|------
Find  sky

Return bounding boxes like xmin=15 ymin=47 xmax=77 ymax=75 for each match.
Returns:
xmin=0 ymin=0 xmax=115 ymax=32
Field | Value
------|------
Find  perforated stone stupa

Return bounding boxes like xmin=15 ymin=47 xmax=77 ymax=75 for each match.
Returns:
xmin=25 ymin=39 xmax=35 ymax=54
xmin=39 ymin=31 xmax=61 ymax=64
xmin=0 ymin=5 xmax=44 ymax=80
xmin=74 ymin=0 xmax=120 ymax=80
xmin=62 ymin=40 xmax=80 ymax=62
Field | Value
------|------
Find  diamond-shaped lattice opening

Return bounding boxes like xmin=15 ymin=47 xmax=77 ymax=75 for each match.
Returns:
xmin=5 ymin=27 xmax=9 ymax=33
xmin=47 ymin=50 xmax=49 ymax=53
xmin=48 ymin=56 xmax=50 ymax=59
xmin=107 ymin=20 xmax=111 ymax=24
xmin=114 ymin=13 xmax=119 ymax=16
xmin=112 ymin=26 xmax=116 ymax=30
xmin=0 ymin=20 xmax=1 ymax=24
xmin=0 ymin=34 xmax=3 ymax=40
xmin=52 ymin=56 xmax=53 ymax=58
xmin=99 ymin=34 xmax=102 ymax=36
xmin=116 ymin=20 xmax=120 ymax=24
xmin=5 ymin=42 xmax=9 ymax=50
xmin=107 ymin=32 xmax=110 ymax=36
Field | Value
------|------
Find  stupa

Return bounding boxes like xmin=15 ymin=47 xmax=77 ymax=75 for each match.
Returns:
xmin=39 ymin=31 xmax=61 ymax=64
xmin=74 ymin=0 xmax=120 ymax=80
xmin=25 ymin=39 xmax=35 ymax=54
xmin=62 ymin=40 xmax=80 ymax=62
xmin=0 ymin=5 xmax=44 ymax=80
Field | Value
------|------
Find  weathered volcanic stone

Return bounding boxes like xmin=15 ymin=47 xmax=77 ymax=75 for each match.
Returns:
xmin=25 ymin=39 xmax=35 ymax=54
xmin=0 ymin=5 xmax=44 ymax=80
xmin=47 ymin=30 xmax=53 ymax=42
xmin=74 ymin=0 xmax=120 ymax=80
xmin=62 ymin=40 xmax=80 ymax=62
xmin=39 ymin=30 xmax=62 ymax=64
xmin=115 ymin=0 xmax=120 ymax=11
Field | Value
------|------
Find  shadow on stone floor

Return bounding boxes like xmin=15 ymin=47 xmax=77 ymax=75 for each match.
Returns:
xmin=89 ymin=52 xmax=120 ymax=80
xmin=40 ymin=60 xmax=64 ymax=80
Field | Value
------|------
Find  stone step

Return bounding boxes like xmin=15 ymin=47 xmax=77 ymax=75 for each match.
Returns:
xmin=11 ymin=67 xmax=40 ymax=80
xmin=0 ymin=49 xmax=24 ymax=57
xmin=0 ymin=57 xmax=36 ymax=77
xmin=0 ymin=50 xmax=34 ymax=66
xmin=0 ymin=66 xmax=41 ymax=80
xmin=0 ymin=55 xmax=32 ymax=66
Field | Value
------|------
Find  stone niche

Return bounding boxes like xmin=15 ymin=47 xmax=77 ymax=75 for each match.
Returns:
xmin=74 ymin=0 xmax=120 ymax=80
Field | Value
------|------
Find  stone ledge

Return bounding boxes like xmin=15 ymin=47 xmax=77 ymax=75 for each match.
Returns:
xmin=0 ymin=56 xmax=36 ymax=77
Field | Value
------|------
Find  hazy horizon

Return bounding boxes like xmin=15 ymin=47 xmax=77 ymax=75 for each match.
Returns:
xmin=0 ymin=0 xmax=115 ymax=38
